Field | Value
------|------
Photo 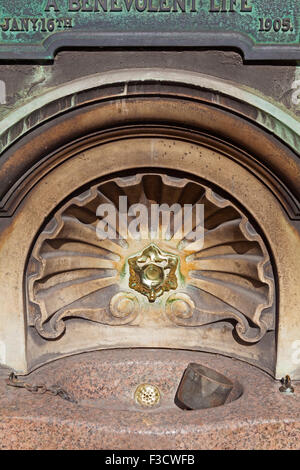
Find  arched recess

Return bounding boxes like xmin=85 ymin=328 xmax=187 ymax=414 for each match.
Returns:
xmin=0 ymin=71 xmax=299 ymax=378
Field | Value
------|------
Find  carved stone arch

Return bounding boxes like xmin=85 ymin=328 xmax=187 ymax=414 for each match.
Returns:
xmin=0 ymin=69 xmax=299 ymax=218
xmin=0 ymin=71 xmax=299 ymax=379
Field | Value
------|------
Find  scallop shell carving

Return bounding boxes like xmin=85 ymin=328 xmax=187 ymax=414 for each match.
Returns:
xmin=27 ymin=173 xmax=275 ymax=343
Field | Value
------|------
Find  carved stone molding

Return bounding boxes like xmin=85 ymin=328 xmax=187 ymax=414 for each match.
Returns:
xmin=27 ymin=172 xmax=275 ymax=344
xmin=1 ymin=79 xmax=299 ymax=220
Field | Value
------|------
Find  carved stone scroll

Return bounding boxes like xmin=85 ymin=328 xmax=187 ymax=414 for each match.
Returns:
xmin=26 ymin=173 xmax=275 ymax=343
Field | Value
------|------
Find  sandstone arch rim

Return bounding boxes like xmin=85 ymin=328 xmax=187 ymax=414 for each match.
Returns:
xmin=1 ymin=100 xmax=299 ymax=220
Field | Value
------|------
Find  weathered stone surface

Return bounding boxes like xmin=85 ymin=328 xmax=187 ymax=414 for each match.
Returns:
xmin=0 ymin=80 xmax=299 ymax=378
xmin=0 ymin=349 xmax=299 ymax=450
xmin=26 ymin=173 xmax=275 ymax=360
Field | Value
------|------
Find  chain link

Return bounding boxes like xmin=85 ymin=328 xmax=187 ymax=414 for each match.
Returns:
xmin=6 ymin=372 xmax=77 ymax=403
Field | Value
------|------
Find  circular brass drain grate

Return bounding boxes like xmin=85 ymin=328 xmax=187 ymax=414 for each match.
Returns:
xmin=134 ymin=383 xmax=161 ymax=407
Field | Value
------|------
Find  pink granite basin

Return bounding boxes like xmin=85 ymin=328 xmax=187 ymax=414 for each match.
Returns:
xmin=1 ymin=349 xmax=300 ymax=449
xmin=25 ymin=349 xmax=242 ymax=412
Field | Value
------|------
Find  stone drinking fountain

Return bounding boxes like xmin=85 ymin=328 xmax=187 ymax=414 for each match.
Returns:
xmin=0 ymin=3 xmax=299 ymax=449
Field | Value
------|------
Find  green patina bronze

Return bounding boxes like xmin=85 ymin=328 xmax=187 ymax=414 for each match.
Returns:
xmin=0 ymin=0 xmax=299 ymax=60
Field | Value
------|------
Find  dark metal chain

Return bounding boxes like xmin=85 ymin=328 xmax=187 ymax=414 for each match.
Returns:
xmin=6 ymin=372 xmax=77 ymax=403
